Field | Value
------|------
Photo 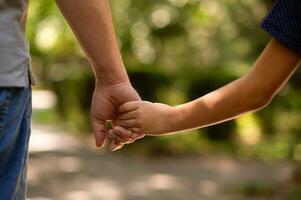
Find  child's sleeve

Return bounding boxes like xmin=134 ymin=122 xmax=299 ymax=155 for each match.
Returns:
xmin=261 ymin=0 xmax=301 ymax=55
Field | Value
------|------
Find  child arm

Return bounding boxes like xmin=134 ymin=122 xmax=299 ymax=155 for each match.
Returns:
xmin=116 ymin=38 xmax=301 ymax=137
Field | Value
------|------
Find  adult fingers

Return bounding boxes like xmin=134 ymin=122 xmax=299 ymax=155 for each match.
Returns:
xmin=108 ymin=129 xmax=133 ymax=144
xmin=131 ymin=132 xmax=146 ymax=141
xmin=108 ymin=130 xmax=127 ymax=151
xmin=113 ymin=126 xmax=134 ymax=139
xmin=113 ymin=126 xmax=145 ymax=140
xmin=109 ymin=140 xmax=124 ymax=152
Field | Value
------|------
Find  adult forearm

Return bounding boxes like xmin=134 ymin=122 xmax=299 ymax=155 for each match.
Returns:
xmin=55 ymin=0 xmax=129 ymax=85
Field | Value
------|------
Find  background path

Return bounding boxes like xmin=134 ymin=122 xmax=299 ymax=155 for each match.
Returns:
xmin=27 ymin=124 xmax=295 ymax=200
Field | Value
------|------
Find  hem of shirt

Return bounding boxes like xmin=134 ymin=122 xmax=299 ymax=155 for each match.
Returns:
xmin=261 ymin=21 xmax=301 ymax=55
xmin=0 ymin=62 xmax=36 ymax=88
xmin=0 ymin=78 xmax=28 ymax=88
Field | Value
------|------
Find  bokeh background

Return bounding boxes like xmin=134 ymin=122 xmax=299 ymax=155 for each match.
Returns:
xmin=27 ymin=0 xmax=301 ymax=199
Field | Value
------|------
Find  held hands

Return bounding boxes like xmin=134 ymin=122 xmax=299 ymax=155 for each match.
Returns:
xmin=108 ymin=101 xmax=177 ymax=150
xmin=118 ymin=101 xmax=175 ymax=134
xmin=90 ymin=81 xmax=145 ymax=150
xmin=91 ymin=81 xmax=177 ymax=151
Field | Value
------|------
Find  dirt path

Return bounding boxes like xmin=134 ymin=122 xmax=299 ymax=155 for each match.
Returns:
xmin=27 ymin=124 xmax=295 ymax=200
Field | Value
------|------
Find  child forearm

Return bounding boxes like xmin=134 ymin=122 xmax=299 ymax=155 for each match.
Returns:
xmin=171 ymin=77 xmax=267 ymax=132
xmin=170 ymin=39 xmax=300 ymax=133
xmin=115 ymin=39 xmax=300 ymax=139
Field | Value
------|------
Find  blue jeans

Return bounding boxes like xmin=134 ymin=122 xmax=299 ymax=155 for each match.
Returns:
xmin=0 ymin=87 xmax=31 ymax=200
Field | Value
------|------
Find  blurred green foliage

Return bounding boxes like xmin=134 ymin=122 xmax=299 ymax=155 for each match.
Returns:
xmin=28 ymin=0 xmax=301 ymax=160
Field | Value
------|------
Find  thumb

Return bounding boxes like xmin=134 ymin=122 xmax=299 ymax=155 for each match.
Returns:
xmin=91 ymin=118 xmax=107 ymax=148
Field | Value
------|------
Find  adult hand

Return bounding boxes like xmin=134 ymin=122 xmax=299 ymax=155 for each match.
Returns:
xmin=91 ymin=81 xmax=143 ymax=149
xmin=108 ymin=125 xmax=146 ymax=151
xmin=57 ymin=0 xmax=145 ymax=150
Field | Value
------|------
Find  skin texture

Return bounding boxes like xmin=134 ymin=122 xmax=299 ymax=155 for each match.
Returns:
xmin=55 ymin=0 xmax=144 ymax=149
xmin=111 ymin=39 xmax=301 ymax=147
xmin=91 ymin=82 xmax=143 ymax=150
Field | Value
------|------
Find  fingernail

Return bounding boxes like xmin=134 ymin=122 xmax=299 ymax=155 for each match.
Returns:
xmin=98 ymin=142 xmax=105 ymax=148
xmin=95 ymin=132 xmax=105 ymax=148
xmin=96 ymin=139 xmax=103 ymax=148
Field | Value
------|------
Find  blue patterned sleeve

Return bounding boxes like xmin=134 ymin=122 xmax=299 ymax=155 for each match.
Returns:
xmin=261 ymin=0 xmax=301 ymax=54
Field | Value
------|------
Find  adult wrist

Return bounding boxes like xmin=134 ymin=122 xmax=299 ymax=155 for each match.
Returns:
xmin=95 ymin=77 xmax=130 ymax=88
xmin=91 ymin=62 xmax=130 ymax=87
xmin=94 ymin=68 xmax=130 ymax=88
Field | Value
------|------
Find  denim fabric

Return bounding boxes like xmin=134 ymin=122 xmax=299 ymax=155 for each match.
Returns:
xmin=0 ymin=87 xmax=31 ymax=200
xmin=261 ymin=0 xmax=301 ymax=54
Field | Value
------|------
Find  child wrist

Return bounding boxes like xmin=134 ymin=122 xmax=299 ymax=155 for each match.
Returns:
xmin=168 ymin=106 xmax=184 ymax=132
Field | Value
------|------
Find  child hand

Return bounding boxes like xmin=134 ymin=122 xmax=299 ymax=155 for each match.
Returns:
xmin=117 ymin=101 xmax=176 ymax=135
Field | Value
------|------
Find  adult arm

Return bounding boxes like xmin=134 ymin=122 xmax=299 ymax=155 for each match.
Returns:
xmin=55 ymin=0 xmax=141 ymax=147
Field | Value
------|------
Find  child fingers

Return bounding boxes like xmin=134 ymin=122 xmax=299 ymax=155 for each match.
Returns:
xmin=115 ymin=136 xmax=133 ymax=145
xmin=118 ymin=119 xmax=139 ymax=128
xmin=113 ymin=126 xmax=133 ymax=139
xmin=109 ymin=129 xmax=133 ymax=145
xmin=129 ymin=127 xmax=142 ymax=133
xmin=131 ymin=132 xmax=146 ymax=141
xmin=114 ymin=126 xmax=144 ymax=140
xmin=108 ymin=131 xmax=122 ymax=151
xmin=118 ymin=111 xmax=137 ymax=120
xmin=109 ymin=140 xmax=124 ymax=151
xmin=119 ymin=101 xmax=140 ymax=113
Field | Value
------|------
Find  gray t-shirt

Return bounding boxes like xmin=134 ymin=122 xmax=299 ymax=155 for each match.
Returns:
xmin=0 ymin=0 xmax=36 ymax=87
